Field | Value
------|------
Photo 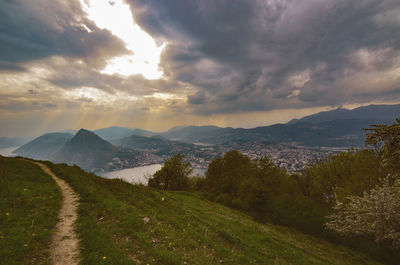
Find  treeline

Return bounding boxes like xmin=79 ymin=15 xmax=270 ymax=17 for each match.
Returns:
xmin=148 ymin=119 xmax=400 ymax=262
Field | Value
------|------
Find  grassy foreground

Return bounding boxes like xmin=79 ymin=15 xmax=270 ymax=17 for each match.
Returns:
xmin=0 ymin=156 xmax=62 ymax=265
xmin=44 ymin=160 xmax=385 ymax=265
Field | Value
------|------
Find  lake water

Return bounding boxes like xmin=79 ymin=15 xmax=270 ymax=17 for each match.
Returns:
xmin=0 ymin=147 xmax=18 ymax=157
xmin=99 ymin=164 xmax=206 ymax=185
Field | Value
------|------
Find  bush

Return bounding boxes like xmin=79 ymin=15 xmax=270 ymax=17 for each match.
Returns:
xmin=148 ymin=155 xmax=192 ymax=190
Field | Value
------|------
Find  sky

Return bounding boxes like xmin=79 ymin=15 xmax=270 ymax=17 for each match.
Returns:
xmin=1 ymin=0 xmax=400 ymax=137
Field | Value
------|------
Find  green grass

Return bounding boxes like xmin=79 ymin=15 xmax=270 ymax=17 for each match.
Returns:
xmin=0 ymin=156 xmax=62 ymax=265
xmin=45 ymin=161 xmax=386 ymax=265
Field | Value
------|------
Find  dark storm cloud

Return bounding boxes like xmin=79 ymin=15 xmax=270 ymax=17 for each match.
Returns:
xmin=0 ymin=0 xmax=127 ymax=69
xmin=127 ymin=0 xmax=400 ymax=114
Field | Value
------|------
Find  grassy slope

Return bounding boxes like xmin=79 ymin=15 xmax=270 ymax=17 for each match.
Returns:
xmin=0 ymin=156 xmax=62 ymax=265
xmin=46 ymin=161 xmax=384 ymax=265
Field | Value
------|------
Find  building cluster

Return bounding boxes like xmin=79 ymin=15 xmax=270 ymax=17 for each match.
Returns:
xmin=107 ymin=141 xmax=348 ymax=174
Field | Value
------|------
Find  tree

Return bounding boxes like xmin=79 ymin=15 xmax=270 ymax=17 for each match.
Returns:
xmin=148 ymin=154 xmax=192 ymax=190
xmin=365 ymin=118 xmax=400 ymax=176
xmin=325 ymin=178 xmax=400 ymax=248
xmin=300 ymin=150 xmax=382 ymax=205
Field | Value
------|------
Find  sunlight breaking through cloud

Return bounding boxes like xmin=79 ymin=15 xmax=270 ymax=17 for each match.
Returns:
xmin=80 ymin=0 xmax=165 ymax=79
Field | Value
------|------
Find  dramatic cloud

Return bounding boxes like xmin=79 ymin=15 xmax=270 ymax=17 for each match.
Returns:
xmin=128 ymin=0 xmax=400 ymax=114
xmin=1 ymin=0 xmax=400 ymax=136
xmin=0 ymin=0 xmax=127 ymax=68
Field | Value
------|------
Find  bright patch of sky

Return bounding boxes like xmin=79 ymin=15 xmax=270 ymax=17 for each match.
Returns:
xmin=80 ymin=0 xmax=165 ymax=79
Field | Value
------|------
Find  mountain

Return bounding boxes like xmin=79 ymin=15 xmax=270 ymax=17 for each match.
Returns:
xmin=12 ymin=133 xmax=73 ymax=160
xmin=0 ymin=137 xmax=30 ymax=148
xmin=242 ymin=119 xmax=382 ymax=147
xmin=158 ymin=119 xmax=390 ymax=147
xmin=53 ymin=129 xmax=154 ymax=172
xmin=93 ymin=126 xmax=135 ymax=140
xmin=93 ymin=126 xmax=155 ymax=140
xmin=160 ymin=125 xmax=235 ymax=143
xmin=157 ymin=104 xmax=400 ymax=147
xmin=111 ymin=134 xmax=201 ymax=156
xmin=289 ymin=104 xmax=400 ymax=124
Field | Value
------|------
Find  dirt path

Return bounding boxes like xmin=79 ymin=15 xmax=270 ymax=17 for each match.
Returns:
xmin=32 ymin=161 xmax=81 ymax=265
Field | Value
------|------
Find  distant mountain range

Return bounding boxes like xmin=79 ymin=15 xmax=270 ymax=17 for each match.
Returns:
xmin=111 ymin=134 xmax=223 ymax=163
xmin=159 ymin=120 xmax=375 ymax=147
xmin=9 ymin=104 xmax=400 ymax=171
xmin=93 ymin=126 xmax=155 ymax=140
xmin=158 ymin=104 xmax=400 ymax=147
xmin=111 ymin=134 xmax=195 ymax=156
xmin=14 ymin=129 xmax=160 ymax=172
xmin=289 ymin=104 xmax=400 ymax=124
xmin=13 ymin=133 xmax=73 ymax=160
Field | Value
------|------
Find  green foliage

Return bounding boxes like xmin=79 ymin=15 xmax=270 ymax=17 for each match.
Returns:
xmin=326 ymin=178 xmax=400 ymax=249
xmin=148 ymin=154 xmax=193 ymax=190
xmin=43 ymin=159 xmax=385 ymax=265
xmin=0 ymin=156 xmax=61 ymax=265
xmin=365 ymin=118 xmax=400 ymax=176
xmin=203 ymin=151 xmax=329 ymax=234
xmin=300 ymin=150 xmax=383 ymax=205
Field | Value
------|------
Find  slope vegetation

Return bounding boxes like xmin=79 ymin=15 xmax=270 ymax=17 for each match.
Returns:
xmin=45 ymin=160 xmax=384 ymax=265
xmin=0 ymin=156 xmax=62 ymax=265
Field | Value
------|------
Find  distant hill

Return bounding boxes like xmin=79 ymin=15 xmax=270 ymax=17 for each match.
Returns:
xmin=289 ymin=104 xmax=400 ymax=124
xmin=159 ymin=119 xmax=393 ymax=147
xmin=160 ymin=125 xmax=235 ymax=143
xmin=0 ymin=137 xmax=30 ymax=148
xmin=111 ymin=134 xmax=200 ymax=156
xmin=13 ymin=133 xmax=73 ymax=160
xmin=155 ymin=104 xmax=400 ymax=147
xmin=242 ymin=119 xmax=385 ymax=147
xmin=93 ymin=126 xmax=155 ymax=140
xmin=54 ymin=129 xmax=154 ymax=172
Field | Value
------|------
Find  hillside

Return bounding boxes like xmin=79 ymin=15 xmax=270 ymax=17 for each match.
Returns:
xmin=158 ymin=104 xmax=399 ymax=147
xmin=159 ymin=120 xmax=377 ymax=147
xmin=0 ymin=156 xmax=61 ymax=264
xmin=94 ymin=126 xmax=156 ymax=140
xmin=160 ymin=125 xmax=235 ymax=143
xmin=53 ymin=129 xmax=153 ymax=172
xmin=40 ymin=159 xmax=386 ymax=265
xmin=13 ymin=132 xmax=73 ymax=160
xmin=289 ymin=104 xmax=400 ymax=124
xmin=112 ymin=134 xmax=212 ymax=156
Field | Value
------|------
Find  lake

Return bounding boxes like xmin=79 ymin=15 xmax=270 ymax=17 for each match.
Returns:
xmin=0 ymin=147 xmax=18 ymax=157
xmin=99 ymin=164 xmax=206 ymax=185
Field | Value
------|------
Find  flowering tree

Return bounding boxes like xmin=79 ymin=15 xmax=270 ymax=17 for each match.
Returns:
xmin=325 ymin=179 xmax=400 ymax=248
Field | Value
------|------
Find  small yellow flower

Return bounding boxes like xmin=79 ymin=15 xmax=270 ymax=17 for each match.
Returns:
xmin=161 ymin=197 xmax=165 ymax=201
xmin=102 ymin=256 xmax=107 ymax=260
xmin=32 ymin=233 xmax=36 ymax=236
xmin=24 ymin=188 xmax=27 ymax=191
xmin=5 ymin=213 xmax=9 ymax=216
